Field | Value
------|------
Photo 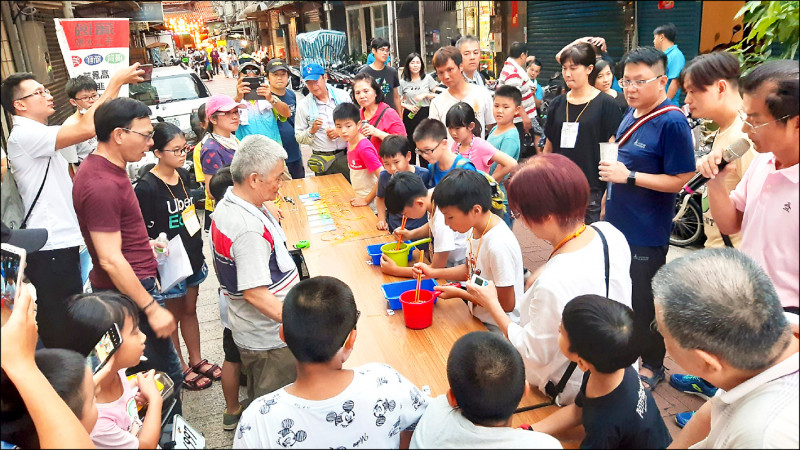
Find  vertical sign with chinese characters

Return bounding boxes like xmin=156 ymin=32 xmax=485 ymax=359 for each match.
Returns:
xmin=54 ymin=18 xmax=130 ymax=96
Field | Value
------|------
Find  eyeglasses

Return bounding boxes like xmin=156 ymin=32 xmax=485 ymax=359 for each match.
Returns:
xmin=164 ymin=144 xmax=191 ymax=156
xmin=415 ymin=143 xmax=440 ymax=156
xmin=619 ymin=75 xmax=663 ymax=88
xmin=738 ymin=111 xmax=793 ymax=131
xmin=15 ymin=88 xmax=50 ymax=101
xmin=215 ymin=109 xmax=241 ymax=117
xmin=340 ymin=310 xmax=361 ymax=348
xmin=242 ymin=69 xmax=260 ymax=75
xmin=120 ymin=128 xmax=155 ymax=140
xmin=74 ymin=93 xmax=99 ymax=102
xmin=376 ymin=47 xmax=390 ymax=53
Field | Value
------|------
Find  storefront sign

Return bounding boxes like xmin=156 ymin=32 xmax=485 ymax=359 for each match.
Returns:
xmin=511 ymin=1 xmax=519 ymax=27
xmin=658 ymin=1 xmax=674 ymax=9
xmin=54 ymin=18 xmax=130 ymax=95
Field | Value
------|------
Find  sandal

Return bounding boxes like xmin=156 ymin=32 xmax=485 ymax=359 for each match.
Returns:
xmin=639 ymin=363 xmax=666 ymax=391
xmin=182 ymin=366 xmax=212 ymax=391
xmin=192 ymin=358 xmax=223 ymax=381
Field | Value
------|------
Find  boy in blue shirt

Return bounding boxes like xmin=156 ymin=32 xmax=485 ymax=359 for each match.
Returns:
xmin=413 ymin=118 xmax=476 ymax=185
xmin=487 ymin=85 xmax=522 ymax=228
xmin=375 ymin=135 xmax=431 ymax=234
xmin=266 ymin=59 xmax=304 ymax=178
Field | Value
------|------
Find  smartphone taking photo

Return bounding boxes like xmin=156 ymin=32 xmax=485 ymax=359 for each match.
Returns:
xmin=1 ymin=243 xmax=26 ymax=310
xmin=243 ymin=76 xmax=265 ymax=101
xmin=87 ymin=323 xmax=123 ymax=374
xmin=140 ymin=64 xmax=153 ymax=82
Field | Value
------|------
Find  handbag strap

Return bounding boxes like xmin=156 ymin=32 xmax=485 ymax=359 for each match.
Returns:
xmin=590 ymin=224 xmax=610 ymax=297
xmin=617 ymin=105 xmax=682 ymax=147
xmin=20 ymin=157 xmax=52 ymax=229
xmin=369 ymin=104 xmax=391 ymax=130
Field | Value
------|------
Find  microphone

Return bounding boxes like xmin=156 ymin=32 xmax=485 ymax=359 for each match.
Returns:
xmin=683 ymin=138 xmax=751 ymax=194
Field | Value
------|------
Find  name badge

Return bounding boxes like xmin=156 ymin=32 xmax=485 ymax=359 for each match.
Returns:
xmin=239 ymin=107 xmax=249 ymax=125
xmin=561 ymin=122 xmax=580 ymax=149
xmin=182 ymin=204 xmax=201 ymax=237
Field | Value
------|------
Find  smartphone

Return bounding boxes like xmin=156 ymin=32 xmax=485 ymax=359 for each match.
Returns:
xmin=140 ymin=64 xmax=153 ymax=82
xmin=86 ymin=323 xmax=123 ymax=374
xmin=470 ymin=273 xmax=489 ymax=287
xmin=1 ymin=244 xmax=26 ymax=310
xmin=243 ymin=76 xmax=265 ymax=101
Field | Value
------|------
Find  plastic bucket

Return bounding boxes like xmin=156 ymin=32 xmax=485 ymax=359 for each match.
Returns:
xmin=367 ymin=241 xmax=412 ymax=266
xmin=381 ymin=238 xmax=431 ymax=267
xmin=399 ymin=289 xmax=436 ymax=329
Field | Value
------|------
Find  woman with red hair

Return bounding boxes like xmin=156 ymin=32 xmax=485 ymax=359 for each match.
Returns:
xmin=468 ymin=153 xmax=633 ymax=405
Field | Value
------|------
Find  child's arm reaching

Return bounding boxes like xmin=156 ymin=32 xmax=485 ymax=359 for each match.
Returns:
xmin=530 ymin=402 xmax=582 ymax=437
xmin=413 ymin=262 xmax=469 ymax=284
xmin=376 ymin=196 xmax=388 ymax=230
xmin=136 ymin=370 xmax=164 ymax=449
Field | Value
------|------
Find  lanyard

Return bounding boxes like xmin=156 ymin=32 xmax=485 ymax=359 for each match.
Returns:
xmin=468 ymin=214 xmax=494 ymax=277
xmin=549 ymin=224 xmax=587 ymax=260
xmin=565 ymin=93 xmax=594 ymax=123
xmin=151 ymin=167 xmax=190 ymax=201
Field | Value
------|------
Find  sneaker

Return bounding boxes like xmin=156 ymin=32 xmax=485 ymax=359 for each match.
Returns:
xmin=223 ymin=405 xmax=243 ymax=431
xmin=669 ymin=374 xmax=718 ymax=400
xmin=675 ymin=410 xmax=695 ymax=428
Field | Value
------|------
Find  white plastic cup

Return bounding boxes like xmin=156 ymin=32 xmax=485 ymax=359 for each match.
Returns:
xmin=599 ymin=142 xmax=619 ymax=163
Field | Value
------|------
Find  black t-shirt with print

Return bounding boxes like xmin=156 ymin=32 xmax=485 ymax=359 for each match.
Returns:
xmin=575 ymin=367 xmax=672 ymax=449
xmin=359 ymin=65 xmax=401 ymax=111
xmin=544 ymin=91 xmax=623 ymax=191
xmin=134 ymin=168 xmax=204 ymax=273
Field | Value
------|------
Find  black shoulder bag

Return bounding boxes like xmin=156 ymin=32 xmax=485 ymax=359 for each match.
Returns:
xmin=20 ymin=157 xmax=52 ymax=229
xmin=516 ymin=224 xmax=610 ymax=413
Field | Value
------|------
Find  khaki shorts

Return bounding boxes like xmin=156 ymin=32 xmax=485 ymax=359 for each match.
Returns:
xmin=238 ymin=345 xmax=298 ymax=403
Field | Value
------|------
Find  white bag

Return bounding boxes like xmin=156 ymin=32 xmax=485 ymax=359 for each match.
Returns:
xmin=157 ymin=235 xmax=193 ymax=293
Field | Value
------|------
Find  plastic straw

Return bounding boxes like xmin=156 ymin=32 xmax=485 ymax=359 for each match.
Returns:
xmin=395 ymin=215 xmax=408 ymax=250
xmin=414 ymin=250 xmax=423 ymax=302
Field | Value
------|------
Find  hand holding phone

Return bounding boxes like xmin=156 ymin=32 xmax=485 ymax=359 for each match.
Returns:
xmin=470 ymin=273 xmax=489 ymax=287
xmin=140 ymin=64 xmax=153 ymax=82
xmin=86 ymin=323 xmax=122 ymax=374
xmin=243 ymin=76 xmax=266 ymax=101
xmin=1 ymin=244 xmax=26 ymax=310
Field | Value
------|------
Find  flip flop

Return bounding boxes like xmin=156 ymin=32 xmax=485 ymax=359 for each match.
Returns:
xmin=639 ymin=364 xmax=666 ymax=391
xmin=192 ymin=358 xmax=223 ymax=381
xmin=182 ymin=366 xmax=212 ymax=391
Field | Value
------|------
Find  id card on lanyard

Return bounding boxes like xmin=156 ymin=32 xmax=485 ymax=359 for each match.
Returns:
xmin=182 ymin=205 xmax=201 ymax=237
xmin=561 ymin=122 xmax=579 ymax=149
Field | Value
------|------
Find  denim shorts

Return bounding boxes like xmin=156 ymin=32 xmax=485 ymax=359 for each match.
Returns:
xmin=156 ymin=262 xmax=208 ymax=301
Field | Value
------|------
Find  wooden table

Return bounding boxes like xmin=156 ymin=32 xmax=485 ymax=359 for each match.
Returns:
xmin=277 ymin=175 xmax=582 ymax=446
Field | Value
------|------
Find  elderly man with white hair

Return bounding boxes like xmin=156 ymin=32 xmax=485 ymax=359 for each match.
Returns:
xmin=210 ymin=134 xmax=299 ymax=404
xmin=652 ymin=248 xmax=799 ymax=449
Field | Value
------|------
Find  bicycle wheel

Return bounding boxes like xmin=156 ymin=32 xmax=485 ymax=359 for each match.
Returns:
xmin=670 ymin=197 xmax=703 ymax=247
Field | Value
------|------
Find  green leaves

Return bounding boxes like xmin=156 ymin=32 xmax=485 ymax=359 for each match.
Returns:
xmin=730 ymin=1 xmax=799 ymax=74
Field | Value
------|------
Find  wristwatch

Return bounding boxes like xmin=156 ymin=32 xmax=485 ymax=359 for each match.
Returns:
xmin=627 ymin=170 xmax=637 ymax=186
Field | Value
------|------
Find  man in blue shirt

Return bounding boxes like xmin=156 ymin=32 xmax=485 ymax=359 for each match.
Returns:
xmin=266 ymin=59 xmax=304 ymax=178
xmin=598 ymin=47 xmax=695 ymax=392
xmin=653 ymin=23 xmax=686 ymax=105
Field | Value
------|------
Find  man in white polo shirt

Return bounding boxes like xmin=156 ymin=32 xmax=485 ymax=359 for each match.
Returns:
xmin=0 ymin=65 xmax=142 ymax=347
xmin=653 ymin=248 xmax=798 ymax=449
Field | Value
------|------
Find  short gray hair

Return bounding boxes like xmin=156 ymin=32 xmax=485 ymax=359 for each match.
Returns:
xmin=230 ymin=135 xmax=287 ymax=184
xmin=456 ymin=35 xmax=479 ymax=50
xmin=652 ymin=248 xmax=789 ymax=371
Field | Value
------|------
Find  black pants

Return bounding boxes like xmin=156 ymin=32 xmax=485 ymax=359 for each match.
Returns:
xmin=287 ymin=160 xmax=306 ymax=179
xmin=630 ymin=244 xmax=669 ymax=370
xmin=586 ymin=188 xmax=605 ymax=224
xmin=25 ymin=246 xmax=83 ymax=348
xmin=515 ymin=122 xmax=536 ymax=160
xmin=403 ymin=106 xmax=430 ymax=166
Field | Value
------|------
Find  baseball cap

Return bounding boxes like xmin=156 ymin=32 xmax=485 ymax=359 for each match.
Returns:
xmin=1 ymin=222 xmax=47 ymax=253
xmin=205 ymin=94 xmax=246 ymax=116
xmin=267 ymin=59 xmax=289 ymax=73
xmin=302 ymin=63 xmax=326 ymax=81
xmin=239 ymin=62 xmax=262 ymax=76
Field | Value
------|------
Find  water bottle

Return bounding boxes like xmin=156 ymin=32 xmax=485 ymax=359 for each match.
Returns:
xmin=407 ymin=101 xmax=423 ymax=120
xmin=155 ymin=232 xmax=168 ymax=262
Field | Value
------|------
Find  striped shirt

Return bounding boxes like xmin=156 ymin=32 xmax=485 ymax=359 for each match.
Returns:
xmin=497 ymin=57 xmax=537 ymax=124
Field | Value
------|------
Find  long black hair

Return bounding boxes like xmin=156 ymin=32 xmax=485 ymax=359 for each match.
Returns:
xmin=402 ymin=53 xmax=425 ymax=82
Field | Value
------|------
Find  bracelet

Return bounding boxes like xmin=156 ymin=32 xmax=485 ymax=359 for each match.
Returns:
xmin=142 ymin=298 xmax=156 ymax=312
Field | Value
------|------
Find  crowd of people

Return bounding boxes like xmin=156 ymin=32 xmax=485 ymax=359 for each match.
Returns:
xmin=0 ymin=19 xmax=798 ymax=450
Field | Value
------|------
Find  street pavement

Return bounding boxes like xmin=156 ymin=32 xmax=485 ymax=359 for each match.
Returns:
xmin=180 ymin=71 xmax=701 ymax=447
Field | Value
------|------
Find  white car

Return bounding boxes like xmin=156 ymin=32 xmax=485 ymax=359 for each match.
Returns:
xmin=128 ymin=65 xmax=210 ymax=144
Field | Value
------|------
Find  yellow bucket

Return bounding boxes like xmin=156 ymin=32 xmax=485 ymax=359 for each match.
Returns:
xmin=380 ymin=238 xmax=431 ymax=267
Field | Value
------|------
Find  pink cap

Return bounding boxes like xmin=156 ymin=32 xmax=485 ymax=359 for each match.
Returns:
xmin=205 ymin=94 xmax=246 ymax=116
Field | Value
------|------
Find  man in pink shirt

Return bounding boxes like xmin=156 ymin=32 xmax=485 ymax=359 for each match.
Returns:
xmin=698 ymin=60 xmax=799 ymax=310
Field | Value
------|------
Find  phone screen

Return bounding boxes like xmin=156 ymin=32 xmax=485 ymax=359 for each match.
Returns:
xmin=1 ymin=248 xmax=24 ymax=309
xmin=243 ymin=76 xmax=265 ymax=100
xmin=87 ymin=323 xmax=122 ymax=374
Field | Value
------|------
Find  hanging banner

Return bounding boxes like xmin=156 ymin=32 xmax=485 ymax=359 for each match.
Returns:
xmin=511 ymin=1 xmax=519 ymax=27
xmin=54 ymin=18 xmax=131 ymax=95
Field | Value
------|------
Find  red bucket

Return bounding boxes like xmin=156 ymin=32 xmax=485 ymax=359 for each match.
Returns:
xmin=399 ymin=289 xmax=438 ymax=329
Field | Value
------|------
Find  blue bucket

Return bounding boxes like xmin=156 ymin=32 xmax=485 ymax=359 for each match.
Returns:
xmin=381 ymin=278 xmax=439 ymax=310
xmin=367 ymin=241 xmax=413 ymax=266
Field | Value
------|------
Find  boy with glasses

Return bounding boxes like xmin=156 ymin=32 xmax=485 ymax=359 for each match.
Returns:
xmin=1 ymin=65 xmax=143 ymax=349
xmin=358 ymin=38 xmax=402 ymax=117
xmin=598 ymin=47 xmax=695 ymax=392
xmin=61 ymin=76 xmax=100 ymax=170
xmin=412 ymin=118 xmax=476 ymax=185
xmin=233 ymin=276 xmax=428 ymax=449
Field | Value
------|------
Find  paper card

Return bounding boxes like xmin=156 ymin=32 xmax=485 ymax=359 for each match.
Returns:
xmin=310 ymin=224 xmax=337 ymax=234
xmin=308 ymin=217 xmax=334 ymax=226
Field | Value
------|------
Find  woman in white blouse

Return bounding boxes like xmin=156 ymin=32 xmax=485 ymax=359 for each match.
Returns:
xmin=468 ymin=153 xmax=633 ymax=405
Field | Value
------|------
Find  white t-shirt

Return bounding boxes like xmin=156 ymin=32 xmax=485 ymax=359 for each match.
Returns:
xmin=429 ymin=84 xmax=494 ymax=142
xmin=690 ymin=352 xmax=799 ymax=449
xmin=232 ymin=363 xmax=429 ymax=449
xmin=507 ymin=222 xmax=632 ymax=405
xmin=467 ymin=219 xmax=523 ymax=327
xmin=6 ymin=115 xmax=84 ymax=251
xmin=429 ymin=190 xmax=468 ymax=266
xmin=410 ymin=395 xmax=562 ymax=449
